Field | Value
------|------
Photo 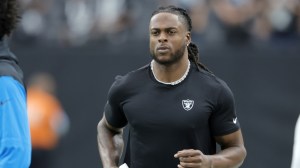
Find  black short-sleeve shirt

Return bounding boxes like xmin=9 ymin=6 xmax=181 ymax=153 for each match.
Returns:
xmin=105 ymin=63 xmax=240 ymax=168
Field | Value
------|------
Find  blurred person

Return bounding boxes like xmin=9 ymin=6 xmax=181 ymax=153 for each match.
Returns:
xmin=94 ymin=0 xmax=126 ymax=35
xmin=97 ymin=5 xmax=246 ymax=168
xmin=27 ymin=72 xmax=69 ymax=168
xmin=211 ymin=0 xmax=257 ymax=44
xmin=251 ymin=0 xmax=271 ymax=40
xmin=157 ymin=0 xmax=210 ymax=36
xmin=164 ymin=0 xmax=226 ymax=45
xmin=177 ymin=0 xmax=215 ymax=44
xmin=0 ymin=0 xmax=31 ymax=167
xmin=15 ymin=0 xmax=67 ymax=45
xmin=187 ymin=0 xmax=210 ymax=35
xmin=253 ymin=0 xmax=300 ymax=42
xmin=64 ymin=0 xmax=94 ymax=46
xmin=267 ymin=0 xmax=300 ymax=40
xmin=291 ymin=115 xmax=300 ymax=168
xmin=93 ymin=0 xmax=133 ymax=44
xmin=17 ymin=0 xmax=52 ymax=43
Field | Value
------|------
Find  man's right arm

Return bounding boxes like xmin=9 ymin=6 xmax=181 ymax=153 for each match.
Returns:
xmin=97 ymin=115 xmax=124 ymax=168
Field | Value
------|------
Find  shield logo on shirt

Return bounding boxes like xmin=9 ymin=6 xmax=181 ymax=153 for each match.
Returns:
xmin=182 ymin=99 xmax=194 ymax=111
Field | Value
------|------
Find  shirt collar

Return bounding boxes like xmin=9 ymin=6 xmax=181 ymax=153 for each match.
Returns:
xmin=0 ymin=36 xmax=18 ymax=62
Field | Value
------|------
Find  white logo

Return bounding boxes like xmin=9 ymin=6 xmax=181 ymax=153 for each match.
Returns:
xmin=182 ymin=99 xmax=194 ymax=111
xmin=233 ymin=117 xmax=237 ymax=124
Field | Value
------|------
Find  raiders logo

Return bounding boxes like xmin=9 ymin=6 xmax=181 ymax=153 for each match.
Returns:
xmin=182 ymin=99 xmax=194 ymax=111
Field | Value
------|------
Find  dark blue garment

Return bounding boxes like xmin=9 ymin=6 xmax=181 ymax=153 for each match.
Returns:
xmin=0 ymin=37 xmax=31 ymax=168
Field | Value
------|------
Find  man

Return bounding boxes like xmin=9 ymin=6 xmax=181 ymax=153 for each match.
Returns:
xmin=0 ymin=0 xmax=31 ymax=167
xmin=97 ymin=6 xmax=246 ymax=168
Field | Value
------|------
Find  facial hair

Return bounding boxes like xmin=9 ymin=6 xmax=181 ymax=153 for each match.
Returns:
xmin=150 ymin=43 xmax=186 ymax=66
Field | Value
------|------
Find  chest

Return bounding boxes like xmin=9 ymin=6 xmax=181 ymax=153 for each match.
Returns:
xmin=122 ymin=84 xmax=215 ymax=131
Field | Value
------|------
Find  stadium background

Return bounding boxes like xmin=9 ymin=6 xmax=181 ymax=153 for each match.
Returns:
xmin=12 ymin=41 xmax=299 ymax=168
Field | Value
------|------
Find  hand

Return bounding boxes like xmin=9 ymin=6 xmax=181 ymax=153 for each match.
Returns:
xmin=174 ymin=149 xmax=212 ymax=168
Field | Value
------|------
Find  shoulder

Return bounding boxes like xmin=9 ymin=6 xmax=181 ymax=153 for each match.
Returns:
xmin=0 ymin=76 xmax=26 ymax=103
xmin=191 ymin=66 xmax=234 ymax=100
xmin=0 ymin=60 xmax=24 ymax=85
xmin=0 ymin=76 xmax=25 ymax=93
xmin=119 ymin=64 xmax=149 ymax=81
xmin=202 ymin=71 xmax=235 ymax=103
xmin=107 ymin=64 xmax=149 ymax=97
xmin=110 ymin=64 xmax=149 ymax=89
xmin=194 ymin=66 xmax=231 ymax=91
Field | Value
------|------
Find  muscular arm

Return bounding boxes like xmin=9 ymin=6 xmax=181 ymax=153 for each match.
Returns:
xmin=211 ymin=129 xmax=246 ymax=168
xmin=97 ymin=116 xmax=124 ymax=168
xmin=175 ymin=130 xmax=246 ymax=168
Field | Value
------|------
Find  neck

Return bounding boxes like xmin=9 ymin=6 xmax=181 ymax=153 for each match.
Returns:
xmin=151 ymin=58 xmax=190 ymax=84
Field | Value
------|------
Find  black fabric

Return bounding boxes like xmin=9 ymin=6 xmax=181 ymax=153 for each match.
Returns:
xmin=0 ymin=37 xmax=24 ymax=85
xmin=105 ymin=63 xmax=240 ymax=168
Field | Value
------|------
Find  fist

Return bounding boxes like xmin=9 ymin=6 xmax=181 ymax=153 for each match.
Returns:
xmin=174 ymin=149 xmax=212 ymax=168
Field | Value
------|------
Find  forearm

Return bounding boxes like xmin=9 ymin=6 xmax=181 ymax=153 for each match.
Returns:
xmin=97 ymin=119 xmax=123 ymax=168
xmin=209 ymin=145 xmax=246 ymax=168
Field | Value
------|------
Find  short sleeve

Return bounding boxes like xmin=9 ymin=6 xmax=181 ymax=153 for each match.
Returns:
xmin=104 ymin=76 xmax=128 ymax=128
xmin=0 ymin=76 xmax=31 ymax=167
xmin=210 ymin=81 xmax=240 ymax=136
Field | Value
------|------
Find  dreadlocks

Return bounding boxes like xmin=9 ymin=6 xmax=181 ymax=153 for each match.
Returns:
xmin=0 ymin=0 xmax=20 ymax=40
xmin=151 ymin=6 xmax=211 ymax=72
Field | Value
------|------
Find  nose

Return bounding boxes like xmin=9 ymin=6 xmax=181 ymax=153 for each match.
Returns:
xmin=158 ymin=33 xmax=167 ymax=43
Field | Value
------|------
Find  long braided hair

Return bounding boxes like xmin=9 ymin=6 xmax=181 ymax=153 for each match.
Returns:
xmin=0 ymin=0 xmax=20 ymax=40
xmin=151 ymin=6 xmax=211 ymax=73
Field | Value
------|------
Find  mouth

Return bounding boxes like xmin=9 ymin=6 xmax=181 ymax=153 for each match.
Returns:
xmin=157 ymin=46 xmax=170 ymax=53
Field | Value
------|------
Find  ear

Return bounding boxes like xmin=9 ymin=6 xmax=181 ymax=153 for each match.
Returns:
xmin=186 ymin=32 xmax=191 ymax=46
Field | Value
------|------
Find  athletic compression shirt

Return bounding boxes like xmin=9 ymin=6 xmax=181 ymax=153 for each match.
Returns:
xmin=105 ymin=63 xmax=240 ymax=168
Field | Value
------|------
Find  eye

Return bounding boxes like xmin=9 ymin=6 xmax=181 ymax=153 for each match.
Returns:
xmin=168 ymin=29 xmax=176 ymax=35
xmin=151 ymin=30 xmax=159 ymax=36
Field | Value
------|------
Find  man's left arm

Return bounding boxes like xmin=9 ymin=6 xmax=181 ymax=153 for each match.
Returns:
xmin=175 ymin=129 xmax=246 ymax=168
xmin=211 ymin=129 xmax=246 ymax=168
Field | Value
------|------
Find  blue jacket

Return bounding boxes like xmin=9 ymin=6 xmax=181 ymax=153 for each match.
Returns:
xmin=0 ymin=37 xmax=31 ymax=168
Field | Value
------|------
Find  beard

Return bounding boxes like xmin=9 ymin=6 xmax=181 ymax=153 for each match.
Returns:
xmin=150 ymin=43 xmax=186 ymax=66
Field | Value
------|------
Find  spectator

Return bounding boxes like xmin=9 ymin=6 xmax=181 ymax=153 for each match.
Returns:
xmin=252 ymin=0 xmax=300 ymax=42
xmin=211 ymin=0 xmax=257 ymax=45
xmin=27 ymin=72 xmax=69 ymax=168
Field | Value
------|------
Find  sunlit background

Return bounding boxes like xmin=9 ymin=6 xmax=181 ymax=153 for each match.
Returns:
xmin=8 ymin=0 xmax=300 ymax=167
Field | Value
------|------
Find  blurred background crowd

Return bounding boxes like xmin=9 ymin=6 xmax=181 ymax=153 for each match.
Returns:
xmin=13 ymin=0 xmax=300 ymax=46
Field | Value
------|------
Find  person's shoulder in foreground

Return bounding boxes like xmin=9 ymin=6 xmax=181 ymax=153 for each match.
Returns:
xmin=108 ymin=64 xmax=149 ymax=92
xmin=0 ymin=76 xmax=31 ymax=167
xmin=0 ymin=0 xmax=32 ymax=167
